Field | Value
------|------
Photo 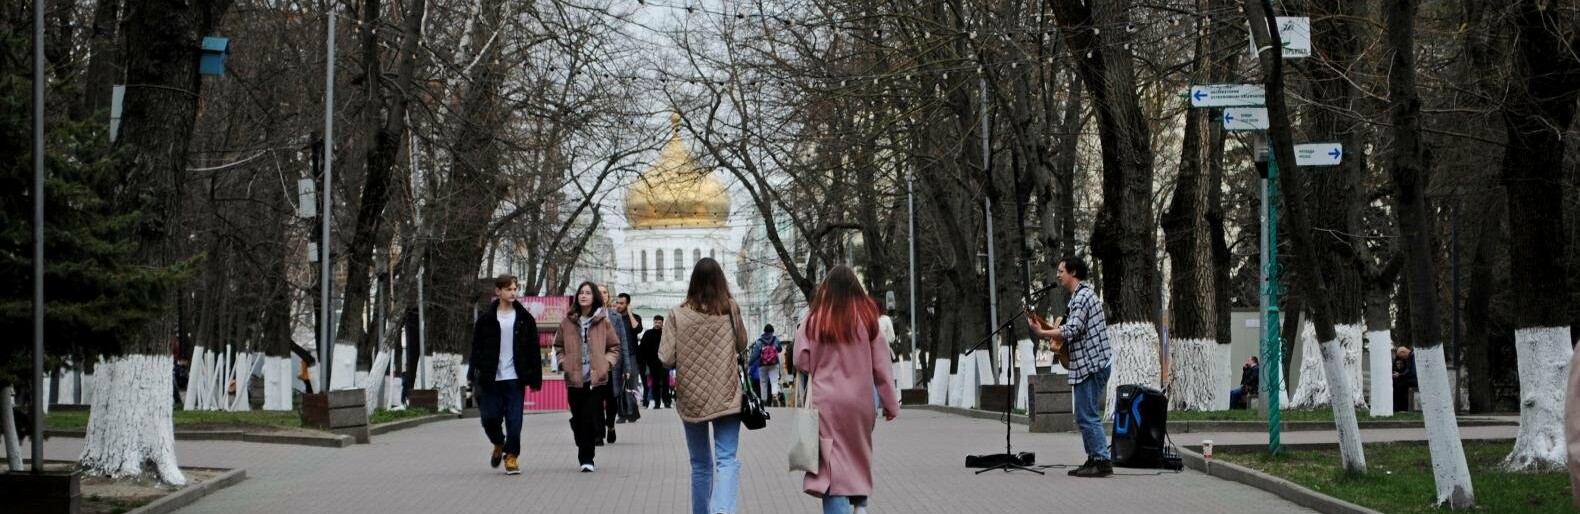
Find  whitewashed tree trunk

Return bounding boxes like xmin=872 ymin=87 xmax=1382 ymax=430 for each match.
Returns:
xmin=1016 ymin=340 xmax=1035 ymax=411
xmin=1339 ymin=324 xmax=1367 ymax=409
xmin=331 ymin=343 xmax=357 ymax=391
xmin=183 ymin=346 xmax=208 ymax=411
xmin=227 ymin=353 xmax=256 ymax=412
xmin=1168 ymin=338 xmax=1219 ymax=411
xmin=363 ymin=351 xmax=392 ymax=415
xmin=948 ymin=354 xmax=972 ymax=408
xmin=1214 ymin=342 xmax=1233 ymax=411
xmin=959 ymin=354 xmax=981 ymax=409
xmin=1319 ymin=338 xmax=1367 ymax=473
xmin=1366 ymin=330 xmax=1394 ymax=417
xmin=430 ymin=352 xmax=465 ymax=413
xmin=1106 ymin=322 xmax=1161 ymax=420
xmin=1504 ymin=326 xmax=1573 ymax=472
xmin=1414 ymin=345 xmax=1475 ymax=507
xmin=928 ymin=358 xmax=950 ymax=405
xmin=384 ymin=376 xmax=404 ymax=410
xmin=80 ymin=354 xmax=186 ymax=486
xmin=262 ymin=356 xmax=294 ymax=411
xmin=3 ymin=386 xmax=21 ymax=471
xmin=1291 ymin=321 xmax=1331 ymax=408
xmin=79 ymin=370 xmax=95 ymax=405
xmin=56 ymin=366 xmax=77 ymax=405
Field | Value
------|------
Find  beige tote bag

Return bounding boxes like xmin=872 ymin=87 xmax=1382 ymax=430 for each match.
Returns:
xmin=788 ymin=373 xmax=819 ymax=473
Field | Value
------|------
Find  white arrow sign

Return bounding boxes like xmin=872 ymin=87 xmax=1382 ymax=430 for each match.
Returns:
xmin=1249 ymin=17 xmax=1312 ymax=59
xmin=1189 ymin=84 xmax=1266 ymax=108
xmin=1222 ymin=108 xmax=1270 ymax=131
xmin=1294 ymin=143 xmax=1343 ymax=166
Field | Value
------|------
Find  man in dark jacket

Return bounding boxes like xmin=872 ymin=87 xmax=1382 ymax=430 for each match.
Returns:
xmin=638 ymin=316 xmax=668 ymax=408
xmin=468 ymin=275 xmax=542 ymax=475
xmin=1393 ymin=346 xmax=1417 ymax=412
xmin=1230 ymin=356 xmax=1259 ymax=409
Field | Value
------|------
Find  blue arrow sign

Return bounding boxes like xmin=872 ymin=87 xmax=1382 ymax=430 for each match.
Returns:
xmin=1294 ymin=143 xmax=1344 ymax=166
xmin=1189 ymin=84 xmax=1266 ymax=107
xmin=1223 ymin=113 xmax=1234 ymax=122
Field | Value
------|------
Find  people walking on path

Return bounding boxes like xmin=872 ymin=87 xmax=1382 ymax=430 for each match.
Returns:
xmin=640 ymin=315 xmax=671 ymax=408
xmin=1028 ymin=256 xmax=1114 ymax=478
xmin=659 ymin=257 xmax=750 ymax=514
xmin=615 ymin=292 xmax=645 ymax=416
xmin=553 ymin=281 xmax=622 ymax=472
xmin=467 ymin=275 xmax=543 ymax=475
xmin=794 ymin=265 xmax=901 ymax=514
xmin=753 ymin=325 xmax=782 ymax=406
xmin=597 ymin=285 xmax=640 ymax=440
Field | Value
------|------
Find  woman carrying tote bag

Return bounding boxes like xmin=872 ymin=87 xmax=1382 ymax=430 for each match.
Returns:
xmin=659 ymin=257 xmax=750 ymax=514
xmin=794 ymin=265 xmax=900 ymax=514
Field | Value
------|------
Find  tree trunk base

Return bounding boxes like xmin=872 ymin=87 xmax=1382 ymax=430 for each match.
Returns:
xmin=1167 ymin=338 xmax=1220 ymax=411
xmin=1366 ymin=330 xmax=1395 ymax=417
xmin=1106 ymin=322 xmax=1161 ymax=421
xmin=1504 ymin=326 xmax=1573 ymax=472
xmin=80 ymin=354 xmax=185 ymax=486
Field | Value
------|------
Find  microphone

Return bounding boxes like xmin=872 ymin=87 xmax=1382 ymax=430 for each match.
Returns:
xmin=1023 ymin=282 xmax=1063 ymax=303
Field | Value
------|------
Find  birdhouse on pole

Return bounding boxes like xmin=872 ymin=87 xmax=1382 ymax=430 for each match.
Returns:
xmin=200 ymin=37 xmax=230 ymax=76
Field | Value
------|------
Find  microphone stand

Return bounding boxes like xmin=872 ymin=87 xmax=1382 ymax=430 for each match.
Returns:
xmin=965 ymin=283 xmax=1062 ymax=475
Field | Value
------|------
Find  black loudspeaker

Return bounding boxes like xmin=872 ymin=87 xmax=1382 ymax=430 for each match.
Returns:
xmin=1111 ymin=384 xmax=1169 ymax=468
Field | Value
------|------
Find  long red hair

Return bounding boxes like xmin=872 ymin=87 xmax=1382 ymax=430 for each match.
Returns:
xmin=806 ymin=265 xmax=878 ymax=344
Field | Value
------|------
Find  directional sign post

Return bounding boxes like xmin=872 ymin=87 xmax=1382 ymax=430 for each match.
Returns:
xmin=1249 ymin=17 xmax=1312 ymax=59
xmin=1223 ymin=107 xmax=1270 ymax=131
xmin=1189 ymin=83 xmax=1266 ymax=108
xmin=1293 ymin=143 xmax=1343 ymax=166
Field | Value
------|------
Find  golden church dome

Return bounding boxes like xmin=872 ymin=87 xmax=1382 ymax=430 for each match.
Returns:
xmin=624 ymin=113 xmax=730 ymax=229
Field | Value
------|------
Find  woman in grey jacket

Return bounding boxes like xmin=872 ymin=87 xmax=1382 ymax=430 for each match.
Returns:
xmin=660 ymin=258 xmax=749 ymax=514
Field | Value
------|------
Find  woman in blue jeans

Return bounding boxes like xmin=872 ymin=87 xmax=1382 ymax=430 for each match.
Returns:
xmin=659 ymin=258 xmax=751 ymax=514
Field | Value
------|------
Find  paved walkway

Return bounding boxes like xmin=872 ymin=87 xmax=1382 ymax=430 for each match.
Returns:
xmin=46 ymin=407 xmax=1318 ymax=513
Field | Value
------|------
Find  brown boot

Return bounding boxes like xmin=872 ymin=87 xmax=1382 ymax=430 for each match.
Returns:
xmin=490 ymin=444 xmax=504 ymax=469
xmin=1073 ymin=459 xmax=1113 ymax=478
xmin=504 ymin=454 xmax=521 ymax=475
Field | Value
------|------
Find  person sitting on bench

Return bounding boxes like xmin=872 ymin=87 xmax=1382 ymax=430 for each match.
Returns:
xmin=1230 ymin=356 xmax=1260 ymax=409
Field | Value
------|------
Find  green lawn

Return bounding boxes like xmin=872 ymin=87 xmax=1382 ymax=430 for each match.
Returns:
xmin=1168 ymin=409 xmax=1423 ymax=422
xmin=1217 ymin=441 xmax=1571 ymax=514
xmin=46 ymin=409 xmax=303 ymax=430
xmin=370 ymin=408 xmax=435 ymax=425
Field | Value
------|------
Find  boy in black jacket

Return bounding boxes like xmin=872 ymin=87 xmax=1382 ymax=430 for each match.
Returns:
xmin=468 ymin=275 xmax=542 ymax=475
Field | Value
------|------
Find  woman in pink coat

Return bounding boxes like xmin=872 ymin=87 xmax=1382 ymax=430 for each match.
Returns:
xmin=794 ymin=265 xmax=900 ymax=514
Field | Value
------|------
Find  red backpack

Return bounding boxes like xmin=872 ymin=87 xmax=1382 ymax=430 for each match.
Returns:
xmin=759 ymin=343 xmax=779 ymax=366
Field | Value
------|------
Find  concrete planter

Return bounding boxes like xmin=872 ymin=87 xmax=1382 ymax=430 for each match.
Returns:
xmin=1028 ymin=374 xmax=1073 ymax=433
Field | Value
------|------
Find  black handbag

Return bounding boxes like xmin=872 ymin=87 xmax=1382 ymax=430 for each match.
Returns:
xmin=732 ymin=305 xmax=770 ymax=430
xmin=621 ymin=386 xmax=642 ymax=420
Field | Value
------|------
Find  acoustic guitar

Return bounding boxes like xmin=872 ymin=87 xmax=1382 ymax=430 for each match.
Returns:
xmin=1024 ymin=305 xmax=1070 ymax=369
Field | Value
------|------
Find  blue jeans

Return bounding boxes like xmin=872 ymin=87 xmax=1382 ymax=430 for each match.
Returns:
xmin=1073 ymin=366 xmax=1111 ymax=461
xmin=683 ymin=415 xmax=741 ymax=514
xmin=822 ymin=495 xmax=869 ymax=514
xmin=478 ymin=379 xmax=524 ymax=455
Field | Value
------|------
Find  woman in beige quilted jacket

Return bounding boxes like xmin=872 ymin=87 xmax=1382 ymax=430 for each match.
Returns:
xmin=659 ymin=257 xmax=749 ymax=514
xmin=554 ymin=281 xmax=622 ymax=473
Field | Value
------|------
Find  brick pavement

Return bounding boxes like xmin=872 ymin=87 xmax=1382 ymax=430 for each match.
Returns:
xmin=45 ymin=407 xmax=1318 ymax=513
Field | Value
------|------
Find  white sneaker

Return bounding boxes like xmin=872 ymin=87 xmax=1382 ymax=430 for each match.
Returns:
xmin=852 ymin=507 xmax=868 ymax=514
xmin=580 ymin=464 xmax=595 ymax=473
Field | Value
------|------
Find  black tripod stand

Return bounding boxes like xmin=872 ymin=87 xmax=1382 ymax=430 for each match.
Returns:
xmin=963 ymin=284 xmax=1060 ymax=475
